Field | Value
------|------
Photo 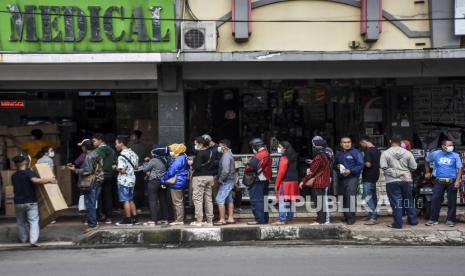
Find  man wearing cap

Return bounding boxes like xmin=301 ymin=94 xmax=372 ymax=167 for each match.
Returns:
xmin=67 ymin=139 xmax=104 ymax=233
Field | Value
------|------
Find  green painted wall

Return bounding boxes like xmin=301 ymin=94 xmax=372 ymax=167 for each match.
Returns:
xmin=0 ymin=0 xmax=176 ymax=52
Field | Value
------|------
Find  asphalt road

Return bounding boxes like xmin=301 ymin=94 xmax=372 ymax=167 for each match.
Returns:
xmin=1 ymin=245 xmax=464 ymax=276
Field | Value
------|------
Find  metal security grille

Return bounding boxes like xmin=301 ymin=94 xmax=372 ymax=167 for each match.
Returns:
xmin=184 ymin=29 xmax=205 ymax=49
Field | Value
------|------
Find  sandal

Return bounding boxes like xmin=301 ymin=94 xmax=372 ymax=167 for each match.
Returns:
xmin=271 ymin=221 xmax=286 ymax=225
xmin=214 ymin=221 xmax=227 ymax=226
xmin=226 ymin=221 xmax=236 ymax=224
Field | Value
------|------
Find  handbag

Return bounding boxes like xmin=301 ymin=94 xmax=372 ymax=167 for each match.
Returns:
xmin=303 ymin=154 xmax=329 ymax=188
xmin=243 ymin=156 xmax=271 ymax=187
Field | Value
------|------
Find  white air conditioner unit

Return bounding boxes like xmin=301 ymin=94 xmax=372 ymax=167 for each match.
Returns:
xmin=181 ymin=22 xmax=217 ymax=52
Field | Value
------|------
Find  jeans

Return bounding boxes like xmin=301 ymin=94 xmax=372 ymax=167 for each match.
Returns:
xmin=342 ymin=177 xmax=359 ymax=222
xmin=147 ymin=179 xmax=170 ymax=222
xmin=430 ymin=180 xmax=458 ymax=222
xmin=362 ymin=181 xmax=378 ymax=220
xmin=386 ymin=181 xmax=417 ymax=228
xmin=85 ymin=183 xmax=102 ymax=228
xmin=311 ymin=187 xmax=329 ymax=224
xmin=15 ymin=202 xmax=39 ymax=244
xmin=216 ymin=179 xmax=234 ymax=205
xmin=278 ymin=184 xmax=294 ymax=222
xmin=249 ymin=180 xmax=269 ymax=224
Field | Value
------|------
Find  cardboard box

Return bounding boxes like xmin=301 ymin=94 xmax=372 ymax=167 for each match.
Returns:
xmin=56 ymin=166 xmax=73 ymax=205
xmin=4 ymin=185 xmax=15 ymax=217
xmin=6 ymin=147 xmax=22 ymax=159
xmin=1 ymin=170 xmax=16 ymax=188
xmin=14 ymin=134 xmax=60 ymax=146
xmin=9 ymin=124 xmax=59 ymax=137
xmin=0 ymin=126 xmax=9 ymax=136
xmin=33 ymin=163 xmax=68 ymax=228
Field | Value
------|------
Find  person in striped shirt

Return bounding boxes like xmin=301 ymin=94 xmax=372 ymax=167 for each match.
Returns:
xmin=301 ymin=136 xmax=333 ymax=225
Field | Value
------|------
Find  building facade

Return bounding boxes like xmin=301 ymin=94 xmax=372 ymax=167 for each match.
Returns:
xmin=1 ymin=0 xmax=465 ymax=153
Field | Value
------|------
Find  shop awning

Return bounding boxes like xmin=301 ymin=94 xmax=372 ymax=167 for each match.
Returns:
xmin=0 ymin=53 xmax=160 ymax=90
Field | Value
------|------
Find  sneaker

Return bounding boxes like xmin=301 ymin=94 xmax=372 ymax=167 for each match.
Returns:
xmin=425 ymin=220 xmax=438 ymax=226
xmin=324 ymin=221 xmax=331 ymax=225
xmin=116 ymin=218 xmax=133 ymax=226
xmin=132 ymin=217 xmax=141 ymax=225
xmin=446 ymin=221 xmax=456 ymax=227
xmin=104 ymin=219 xmax=113 ymax=225
xmin=169 ymin=221 xmax=184 ymax=226
xmin=235 ymin=208 xmax=243 ymax=214
xmin=190 ymin=221 xmax=203 ymax=227
xmin=158 ymin=220 xmax=169 ymax=225
xmin=310 ymin=222 xmax=321 ymax=226
xmin=247 ymin=221 xmax=258 ymax=225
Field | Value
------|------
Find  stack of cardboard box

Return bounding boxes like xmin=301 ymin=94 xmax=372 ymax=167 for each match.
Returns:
xmin=2 ymin=170 xmax=16 ymax=216
xmin=2 ymin=124 xmax=61 ymax=168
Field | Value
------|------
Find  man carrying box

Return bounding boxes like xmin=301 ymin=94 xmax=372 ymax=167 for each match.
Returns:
xmin=12 ymin=155 xmax=56 ymax=247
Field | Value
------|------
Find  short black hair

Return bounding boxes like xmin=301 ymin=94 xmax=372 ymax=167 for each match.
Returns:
xmin=195 ymin=136 xmax=209 ymax=147
xmin=340 ymin=136 xmax=352 ymax=142
xmin=116 ymin=135 xmax=129 ymax=146
xmin=92 ymin=133 xmax=105 ymax=142
xmin=81 ymin=140 xmax=94 ymax=151
xmin=31 ymin=129 xmax=43 ymax=139
xmin=441 ymin=139 xmax=453 ymax=146
xmin=133 ymin=130 xmax=142 ymax=139
xmin=391 ymin=135 xmax=402 ymax=145
xmin=219 ymin=139 xmax=231 ymax=149
xmin=13 ymin=155 xmax=26 ymax=165
xmin=360 ymin=135 xmax=372 ymax=143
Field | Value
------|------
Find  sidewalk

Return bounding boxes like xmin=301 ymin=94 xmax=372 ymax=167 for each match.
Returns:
xmin=1 ymin=208 xmax=465 ymax=249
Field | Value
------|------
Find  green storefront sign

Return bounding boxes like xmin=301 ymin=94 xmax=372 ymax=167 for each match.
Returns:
xmin=1 ymin=0 xmax=176 ymax=52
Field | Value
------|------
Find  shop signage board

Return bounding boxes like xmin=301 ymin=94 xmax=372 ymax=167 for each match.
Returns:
xmin=0 ymin=0 xmax=175 ymax=52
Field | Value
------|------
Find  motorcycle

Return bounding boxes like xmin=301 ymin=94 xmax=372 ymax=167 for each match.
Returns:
xmin=412 ymin=151 xmax=433 ymax=219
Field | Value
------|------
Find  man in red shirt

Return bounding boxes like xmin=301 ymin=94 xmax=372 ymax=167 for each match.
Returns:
xmin=245 ymin=138 xmax=272 ymax=224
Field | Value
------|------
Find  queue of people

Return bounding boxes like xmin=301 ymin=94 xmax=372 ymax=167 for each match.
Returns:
xmin=10 ymin=128 xmax=465 ymax=245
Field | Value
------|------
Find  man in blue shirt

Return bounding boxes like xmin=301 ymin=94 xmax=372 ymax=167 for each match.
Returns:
xmin=334 ymin=136 xmax=364 ymax=225
xmin=425 ymin=139 xmax=463 ymax=227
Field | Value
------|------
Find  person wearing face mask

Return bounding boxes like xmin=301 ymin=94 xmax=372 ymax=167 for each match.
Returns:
xmin=190 ymin=136 xmax=218 ymax=227
xmin=425 ymin=139 xmax=463 ymax=227
xmin=36 ymin=146 xmax=56 ymax=171
xmin=161 ymin=144 xmax=189 ymax=226
xmin=301 ymin=136 xmax=333 ymax=225
xmin=214 ymin=139 xmax=236 ymax=225
xmin=272 ymin=141 xmax=299 ymax=225
xmin=139 ymin=144 xmax=169 ymax=226
xmin=245 ymin=138 xmax=272 ymax=225
xmin=380 ymin=136 xmax=418 ymax=229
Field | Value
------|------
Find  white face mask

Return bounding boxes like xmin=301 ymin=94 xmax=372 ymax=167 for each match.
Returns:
xmin=194 ymin=145 xmax=201 ymax=151
xmin=277 ymin=147 xmax=284 ymax=154
xmin=252 ymin=149 xmax=257 ymax=154
xmin=49 ymin=151 xmax=55 ymax=158
xmin=169 ymin=152 xmax=176 ymax=157
xmin=217 ymin=147 xmax=223 ymax=153
xmin=446 ymin=146 xmax=454 ymax=152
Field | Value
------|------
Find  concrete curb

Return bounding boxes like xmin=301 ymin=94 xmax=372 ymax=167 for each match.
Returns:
xmin=76 ymin=224 xmax=351 ymax=246
xmin=74 ymin=223 xmax=465 ymax=247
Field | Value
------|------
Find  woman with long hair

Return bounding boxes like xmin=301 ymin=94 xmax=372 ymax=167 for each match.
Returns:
xmin=272 ymin=141 xmax=300 ymax=225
